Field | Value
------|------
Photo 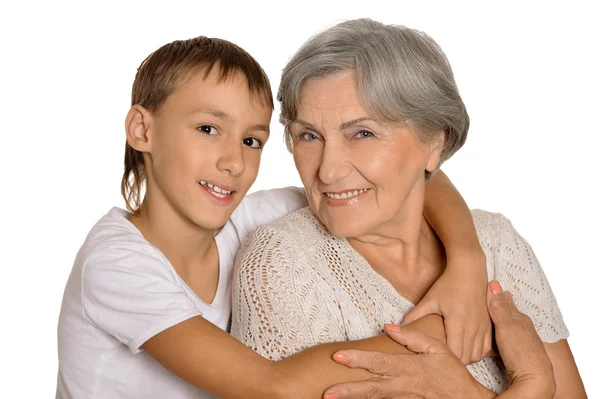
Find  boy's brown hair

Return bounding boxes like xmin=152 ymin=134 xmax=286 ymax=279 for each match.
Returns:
xmin=121 ymin=36 xmax=273 ymax=214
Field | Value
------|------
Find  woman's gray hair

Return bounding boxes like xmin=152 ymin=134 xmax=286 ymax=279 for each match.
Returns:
xmin=278 ymin=18 xmax=469 ymax=175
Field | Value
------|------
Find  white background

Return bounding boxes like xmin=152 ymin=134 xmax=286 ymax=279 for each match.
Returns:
xmin=1 ymin=0 xmax=598 ymax=396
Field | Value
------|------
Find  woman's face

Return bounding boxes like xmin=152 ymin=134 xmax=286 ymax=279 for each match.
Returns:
xmin=291 ymin=71 xmax=443 ymax=238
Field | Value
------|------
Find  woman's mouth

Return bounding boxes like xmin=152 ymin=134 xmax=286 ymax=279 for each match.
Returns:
xmin=325 ymin=188 xmax=368 ymax=200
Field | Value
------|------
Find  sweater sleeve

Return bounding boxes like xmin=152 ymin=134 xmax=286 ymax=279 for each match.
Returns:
xmin=492 ymin=213 xmax=569 ymax=343
xmin=230 ymin=225 xmax=346 ymax=360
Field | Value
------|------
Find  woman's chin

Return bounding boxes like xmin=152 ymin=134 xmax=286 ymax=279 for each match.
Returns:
xmin=321 ymin=219 xmax=370 ymax=239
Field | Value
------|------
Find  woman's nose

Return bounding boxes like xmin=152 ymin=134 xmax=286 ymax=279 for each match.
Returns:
xmin=318 ymin=141 xmax=352 ymax=184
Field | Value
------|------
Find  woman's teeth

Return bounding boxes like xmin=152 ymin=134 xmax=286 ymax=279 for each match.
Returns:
xmin=198 ymin=180 xmax=232 ymax=198
xmin=325 ymin=189 xmax=367 ymax=200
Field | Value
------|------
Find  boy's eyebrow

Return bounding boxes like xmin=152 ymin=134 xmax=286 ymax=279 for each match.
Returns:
xmin=190 ymin=108 xmax=270 ymax=135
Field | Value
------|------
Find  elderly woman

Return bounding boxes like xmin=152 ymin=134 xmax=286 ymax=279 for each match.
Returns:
xmin=231 ymin=19 xmax=586 ymax=397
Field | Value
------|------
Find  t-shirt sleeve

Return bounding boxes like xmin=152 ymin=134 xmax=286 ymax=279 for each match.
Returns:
xmin=81 ymin=244 xmax=202 ymax=354
xmin=492 ymin=213 xmax=569 ymax=343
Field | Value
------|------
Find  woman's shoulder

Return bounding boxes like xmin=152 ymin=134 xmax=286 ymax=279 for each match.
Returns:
xmin=253 ymin=206 xmax=329 ymax=240
xmin=470 ymin=209 xmax=529 ymax=279
xmin=237 ymin=206 xmax=338 ymax=262
xmin=470 ymin=209 xmax=516 ymax=246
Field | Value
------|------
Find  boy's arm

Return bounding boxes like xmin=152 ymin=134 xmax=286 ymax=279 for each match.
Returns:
xmin=142 ymin=313 xmax=447 ymax=399
xmin=406 ymin=169 xmax=491 ymax=364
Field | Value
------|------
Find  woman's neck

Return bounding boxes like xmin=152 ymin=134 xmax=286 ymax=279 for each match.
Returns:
xmin=347 ymin=211 xmax=446 ymax=304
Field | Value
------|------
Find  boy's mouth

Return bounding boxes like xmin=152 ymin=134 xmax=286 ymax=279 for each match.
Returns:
xmin=198 ymin=180 xmax=234 ymax=199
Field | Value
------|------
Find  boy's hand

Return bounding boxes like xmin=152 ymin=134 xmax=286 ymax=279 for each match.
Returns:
xmin=401 ymin=251 xmax=492 ymax=364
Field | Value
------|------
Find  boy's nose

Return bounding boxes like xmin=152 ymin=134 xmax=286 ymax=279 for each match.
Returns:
xmin=216 ymin=142 xmax=245 ymax=177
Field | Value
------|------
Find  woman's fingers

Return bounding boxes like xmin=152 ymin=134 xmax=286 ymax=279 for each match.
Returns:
xmin=330 ymin=325 xmax=446 ymax=374
xmin=331 ymin=349 xmax=405 ymax=375
xmin=327 ymin=325 xmax=490 ymax=399
xmin=485 ymin=280 xmax=555 ymax=394
xmin=324 ymin=377 xmax=422 ymax=399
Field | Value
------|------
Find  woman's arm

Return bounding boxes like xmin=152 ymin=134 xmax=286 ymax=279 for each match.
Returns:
xmin=493 ymin=213 xmax=586 ymax=398
xmin=544 ymin=341 xmax=587 ymax=398
xmin=142 ymin=313 xmax=446 ymax=399
xmin=414 ymin=169 xmax=491 ymax=363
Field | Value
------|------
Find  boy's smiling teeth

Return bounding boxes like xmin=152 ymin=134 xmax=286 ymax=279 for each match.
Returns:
xmin=325 ymin=189 xmax=368 ymax=200
xmin=198 ymin=180 xmax=233 ymax=198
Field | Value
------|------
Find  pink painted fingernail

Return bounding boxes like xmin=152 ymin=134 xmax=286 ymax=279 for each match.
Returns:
xmin=333 ymin=351 xmax=348 ymax=363
xmin=325 ymin=394 xmax=339 ymax=399
xmin=490 ymin=280 xmax=503 ymax=295
xmin=385 ymin=324 xmax=401 ymax=332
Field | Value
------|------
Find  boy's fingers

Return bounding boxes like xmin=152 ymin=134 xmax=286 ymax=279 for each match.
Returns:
xmin=459 ymin=324 xmax=479 ymax=364
xmin=401 ymin=300 xmax=439 ymax=326
xmin=469 ymin=330 xmax=486 ymax=363
xmin=385 ymin=325 xmax=447 ymax=355
xmin=444 ymin=319 xmax=464 ymax=361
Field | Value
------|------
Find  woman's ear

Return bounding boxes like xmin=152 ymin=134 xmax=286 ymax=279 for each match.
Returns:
xmin=125 ymin=105 xmax=153 ymax=152
xmin=426 ymin=132 xmax=446 ymax=173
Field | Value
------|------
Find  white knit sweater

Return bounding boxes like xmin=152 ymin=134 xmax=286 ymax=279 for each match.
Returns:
xmin=231 ymin=208 xmax=569 ymax=393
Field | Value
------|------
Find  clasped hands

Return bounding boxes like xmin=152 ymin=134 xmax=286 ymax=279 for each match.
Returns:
xmin=323 ymin=280 xmax=555 ymax=399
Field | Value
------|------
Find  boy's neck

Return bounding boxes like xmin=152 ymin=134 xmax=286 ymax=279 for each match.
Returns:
xmin=129 ymin=198 xmax=217 ymax=273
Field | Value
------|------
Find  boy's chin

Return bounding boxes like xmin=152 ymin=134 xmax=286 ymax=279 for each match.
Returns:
xmin=190 ymin=211 xmax=234 ymax=231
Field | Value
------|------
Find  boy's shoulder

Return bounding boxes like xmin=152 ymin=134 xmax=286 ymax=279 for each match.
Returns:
xmin=77 ymin=207 xmax=155 ymax=265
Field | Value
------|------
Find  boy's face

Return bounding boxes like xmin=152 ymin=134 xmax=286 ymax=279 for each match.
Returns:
xmin=145 ymin=67 xmax=272 ymax=230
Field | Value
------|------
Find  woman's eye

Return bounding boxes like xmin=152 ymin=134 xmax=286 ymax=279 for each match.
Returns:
xmin=300 ymin=132 xmax=318 ymax=141
xmin=243 ymin=137 xmax=262 ymax=148
xmin=198 ymin=125 xmax=217 ymax=135
xmin=355 ymin=130 xmax=374 ymax=139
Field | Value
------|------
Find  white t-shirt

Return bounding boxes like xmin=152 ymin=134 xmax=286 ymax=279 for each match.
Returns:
xmin=56 ymin=187 xmax=307 ymax=399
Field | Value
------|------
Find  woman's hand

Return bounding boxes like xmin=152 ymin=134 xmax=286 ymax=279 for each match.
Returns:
xmin=323 ymin=280 xmax=556 ymax=399
xmin=402 ymin=250 xmax=492 ymax=364
xmin=323 ymin=323 xmax=495 ymax=399
xmin=488 ymin=280 xmax=556 ymax=399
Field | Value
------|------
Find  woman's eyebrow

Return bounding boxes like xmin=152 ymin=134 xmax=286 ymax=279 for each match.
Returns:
xmin=294 ymin=116 xmax=374 ymax=130
xmin=339 ymin=116 xmax=374 ymax=129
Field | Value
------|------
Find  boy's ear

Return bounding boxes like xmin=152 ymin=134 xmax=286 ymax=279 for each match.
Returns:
xmin=426 ymin=132 xmax=446 ymax=173
xmin=125 ymin=105 xmax=153 ymax=152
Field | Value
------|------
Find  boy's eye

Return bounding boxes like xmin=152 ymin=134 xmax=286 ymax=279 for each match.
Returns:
xmin=355 ymin=130 xmax=374 ymax=138
xmin=198 ymin=125 xmax=217 ymax=135
xmin=243 ymin=137 xmax=262 ymax=148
